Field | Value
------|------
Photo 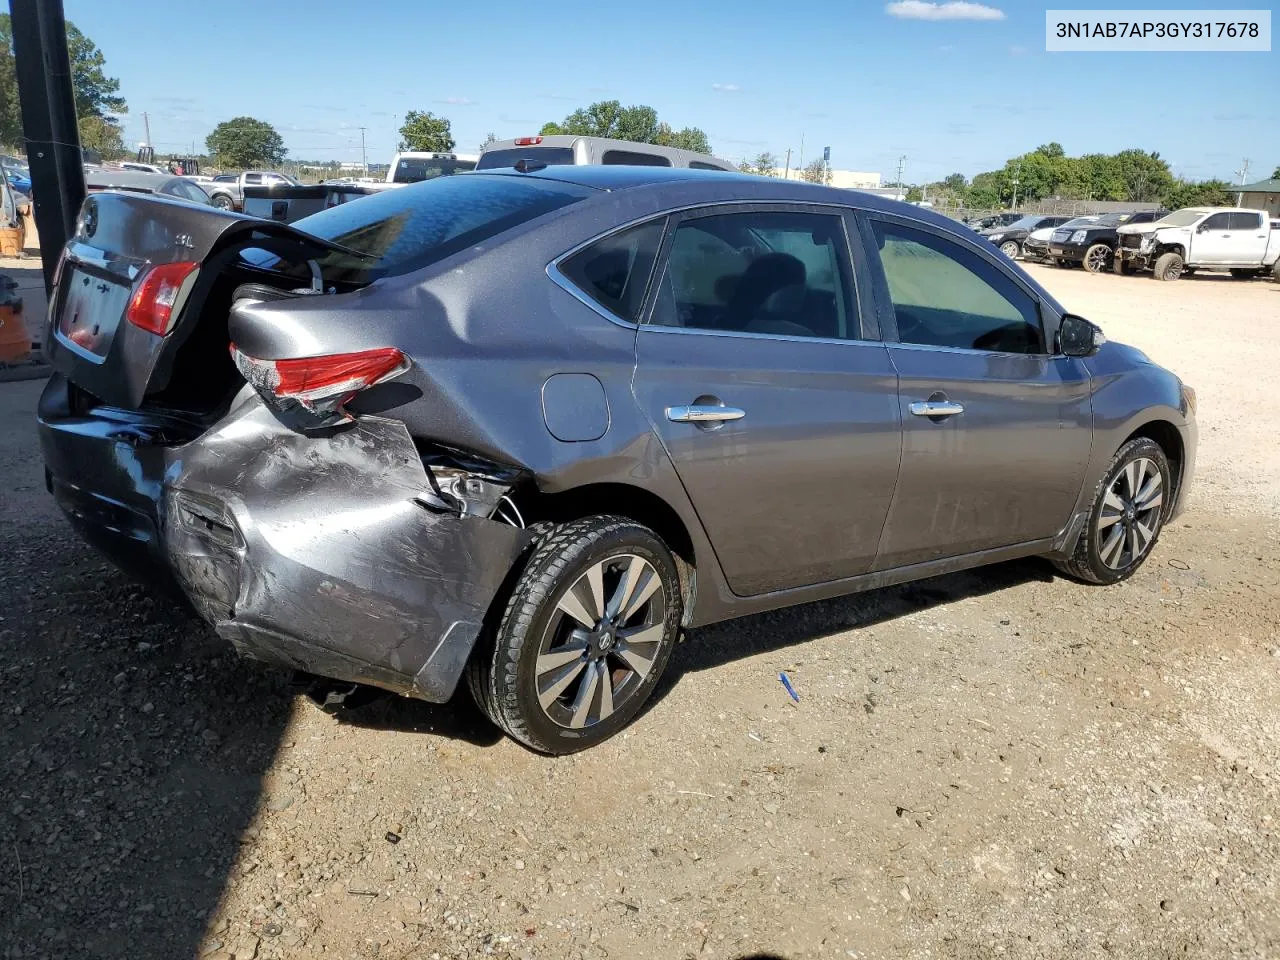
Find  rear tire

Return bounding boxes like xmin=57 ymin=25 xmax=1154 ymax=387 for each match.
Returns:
xmin=1153 ymin=252 xmax=1184 ymax=281
xmin=1272 ymin=260 xmax=1280 ymax=282
xmin=1053 ymin=437 xmax=1171 ymax=586
xmin=467 ymin=516 xmax=682 ymax=755
xmin=211 ymin=193 xmax=234 ymax=210
xmin=1112 ymin=258 xmax=1132 ymax=275
xmin=1082 ymin=243 xmax=1113 ymax=274
xmin=1000 ymin=240 xmax=1020 ymax=259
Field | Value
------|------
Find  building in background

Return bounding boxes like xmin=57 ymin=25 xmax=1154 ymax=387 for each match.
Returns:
xmin=773 ymin=168 xmax=882 ymax=189
xmin=1234 ymin=177 xmax=1280 ymax=218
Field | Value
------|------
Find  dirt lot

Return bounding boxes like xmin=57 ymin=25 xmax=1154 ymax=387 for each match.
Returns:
xmin=1 ymin=265 xmax=1278 ymax=960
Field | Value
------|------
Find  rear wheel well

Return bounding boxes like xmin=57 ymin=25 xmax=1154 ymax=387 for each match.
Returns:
xmin=521 ymin=483 xmax=697 ymax=614
xmin=1123 ymin=420 xmax=1183 ymax=515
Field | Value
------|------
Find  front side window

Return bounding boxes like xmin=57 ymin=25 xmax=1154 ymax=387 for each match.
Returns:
xmin=1201 ymin=212 xmax=1231 ymax=231
xmin=558 ymin=221 xmax=664 ymax=323
xmin=244 ymin=173 xmax=262 ymax=185
xmin=649 ymin=210 xmax=855 ymax=340
xmin=870 ymin=220 xmax=1044 ymax=355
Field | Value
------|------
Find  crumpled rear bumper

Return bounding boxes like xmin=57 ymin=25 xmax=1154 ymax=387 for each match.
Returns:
xmin=163 ymin=397 xmax=532 ymax=701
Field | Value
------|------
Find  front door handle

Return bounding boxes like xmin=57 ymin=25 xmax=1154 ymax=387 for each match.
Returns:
xmin=666 ymin=404 xmax=746 ymax=423
xmin=909 ymin=400 xmax=964 ymax=418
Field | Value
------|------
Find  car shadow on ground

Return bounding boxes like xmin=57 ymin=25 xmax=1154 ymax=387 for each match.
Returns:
xmin=659 ymin=556 xmax=1055 ymax=697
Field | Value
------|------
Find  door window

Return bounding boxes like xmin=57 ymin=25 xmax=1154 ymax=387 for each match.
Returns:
xmin=649 ymin=210 xmax=856 ymax=340
xmin=870 ymin=220 xmax=1044 ymax=354
xmin=1228 ymin=211 xmax=1263 ymax=230
xmin=1201 ymin=212 xmax=1231 ymax=231
xmin=558 ymin=220 xmax=665 ymax=323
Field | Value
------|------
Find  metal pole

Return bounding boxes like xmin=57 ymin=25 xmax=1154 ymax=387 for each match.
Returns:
xmin=10 ymin=0 xmax=86 ymax=295
xmin=895 ymin=155 xmax=906 ymax=201
xmin=1234 ymin=158 xmax=1250 ymax=206
xmin=359 ymin=127 xmax=368 ymax=175
xmin=783 ymin=148 xmax=791 ymax=181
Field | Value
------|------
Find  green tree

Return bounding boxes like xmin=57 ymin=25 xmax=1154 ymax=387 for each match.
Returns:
xmin=1271 ymin=165 xmax=1280 ymax=180
xmin=541 ymin=99 xmax=709 ymax=154
xmin=751 ymin=152 xmax=778 ymax=177
xmin=799 ymin=158 xmax=832 ymax=185
xmin=942 ymin=173 xmax=967 ymax=192
xmin=737 ymin=157 xmax=753 ymax=174
xmin=966 ymin=171 xmax=1004 ymax=208
xmin=480 ymin=131 xmax=498 ymax=151
xmin=1163 ymin=179 xmax=1232 ymax=209
xmin=0 ymin=14 xmax=127 ymax=150
xmin=1036 ymin=142 xmax=1065 ymax=159
xmin=77 ymin=114 xmax=125 ymax=160
xmin=206 ymin=117 xmax=286 ymax=168
xmin=1112 ymin=148 xmax=1174 ymax=202
xmin=398 ymin=110 xmax=454 ymax=152
xmin=905 ymin=185 xmax=924 ymax=202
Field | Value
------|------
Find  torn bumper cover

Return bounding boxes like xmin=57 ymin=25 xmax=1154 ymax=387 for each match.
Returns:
xmin=161 ymin=399 xmax=531 ymax=701
xmin=164 ymin=399 xmax=531 ymax=701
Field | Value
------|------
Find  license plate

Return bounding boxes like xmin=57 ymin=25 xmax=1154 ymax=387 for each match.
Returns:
xmin=57 ymin=267 xmax=132 ymax=358
xmin=1049 ymin=246 xmax=1067 ymax=255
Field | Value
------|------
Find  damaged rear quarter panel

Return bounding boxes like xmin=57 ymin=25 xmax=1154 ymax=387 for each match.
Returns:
xmin=164 ymin=396 xmax=531 ymax=700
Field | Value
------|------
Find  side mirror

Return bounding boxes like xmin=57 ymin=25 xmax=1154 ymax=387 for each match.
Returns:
xmin=1058 ymin=314 xmax=1106 ymax=358
xmin=1196 ymin=223 xmax=1210 ymax=233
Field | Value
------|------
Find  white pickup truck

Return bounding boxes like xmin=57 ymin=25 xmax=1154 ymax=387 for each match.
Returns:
xmin=1115 ymin=207 xmax=1280 ymax=281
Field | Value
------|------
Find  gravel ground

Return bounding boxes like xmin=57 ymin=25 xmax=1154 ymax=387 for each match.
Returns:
xmin=1 ymin=265 xmax=1277 ymax=960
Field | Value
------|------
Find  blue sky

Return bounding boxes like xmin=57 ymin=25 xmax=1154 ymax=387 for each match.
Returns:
xmin=52 ymin=0 xmax=1279 ymax=182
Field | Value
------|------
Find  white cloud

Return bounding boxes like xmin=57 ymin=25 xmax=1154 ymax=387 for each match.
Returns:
xmin=886 ymin=1 xmax=1005 ymax=21
xmin=711 ymin=83 xmax=742 ymax=93
xmin=438 ymin=96 xmax=475 ymax=106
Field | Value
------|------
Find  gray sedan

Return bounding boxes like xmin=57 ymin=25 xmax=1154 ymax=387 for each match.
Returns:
xmin=38 ymin=166 xmax=1196 ymax=753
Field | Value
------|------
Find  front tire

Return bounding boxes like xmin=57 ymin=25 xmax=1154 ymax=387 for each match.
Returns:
xmin=1153 ymin=252 xmax=1184 ymax=281
xmin=1083 ymin=243 xmax=1113 ymax=274
xmin=468 ymin=516 xmax=682 ymax=754
xmin=1000 ymin=240 xmax=1020 ymax=259
xmin=211 ymin=193 xmax=234 ymax=210
xmin=1053 ymin=437 xmax=1171 ymax=585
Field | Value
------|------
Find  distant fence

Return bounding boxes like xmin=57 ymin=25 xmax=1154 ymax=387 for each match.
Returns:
xmin=924 ymin=198 xmax=1164 ymax=222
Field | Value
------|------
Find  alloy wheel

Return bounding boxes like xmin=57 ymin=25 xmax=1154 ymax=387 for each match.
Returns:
xmin=1095 ymin=457 xmax=1164 ymax=570
xmin=535 ymin=554 xmax=666 ymax=729
xmin=1086 ymin=245 xmax=1110 ymax=272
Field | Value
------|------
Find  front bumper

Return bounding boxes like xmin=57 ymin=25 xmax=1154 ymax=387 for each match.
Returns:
xmin=39 ymin=379 xmax=531 ymax=702
xmin=1117 ymin=245 xmax=1153 ymax=268
xmin=1048 ymin=243 xmax=1087 ymax=262
xmin=1022 ymin=238 xmax=1050 ymax=259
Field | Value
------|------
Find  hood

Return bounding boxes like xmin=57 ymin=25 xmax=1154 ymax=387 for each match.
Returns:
xmin=1028 ymin=226 xmax=1057 ymax=241
xmin=1116 ymin=222 xmax=1161 ymax=235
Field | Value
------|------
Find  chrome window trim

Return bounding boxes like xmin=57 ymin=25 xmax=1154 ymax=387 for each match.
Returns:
xmin=640 ymin=323 xmax=890 ymax=349
xmin=886 ymin=340 xmax=1068 ymax=361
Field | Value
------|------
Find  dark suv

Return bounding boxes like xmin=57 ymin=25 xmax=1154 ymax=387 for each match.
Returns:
xmin=1048 ymin=210 xmax=1168 ymax=273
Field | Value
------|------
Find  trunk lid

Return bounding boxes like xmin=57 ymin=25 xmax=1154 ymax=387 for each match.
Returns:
xmin=46 ymin=191 xmax=361 ymax=409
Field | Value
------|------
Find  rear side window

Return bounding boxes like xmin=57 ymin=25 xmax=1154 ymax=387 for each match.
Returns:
xmin=476 ymin=147 xmax=576 ymax=170
xmin=558 ymin=221 xmax=665 ymax=323
xmin=1229 ymin=211 xmax=1263 ymax=230
xmin=601 ymin=150 xmax=671 ymax=167
xmin=689 ymin=161 xmax=727 ymax=171
xmin=290 ymin=174 xmax=590 ymax=280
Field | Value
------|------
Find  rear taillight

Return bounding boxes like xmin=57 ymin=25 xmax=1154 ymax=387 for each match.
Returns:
xmin=230 ymin=344 xmax=409 ymax=427
xmin=126 ymin=261 xmax=199 ymax=336
xmin=513 ymin=136 xmax=543 ymax=146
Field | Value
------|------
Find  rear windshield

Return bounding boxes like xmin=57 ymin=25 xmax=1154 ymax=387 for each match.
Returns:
xmin=476 ymin=147 xmax=577 ymax=170
xmin=278 ymin=174 xmax=591 ymax=280
xmin=391 ymin=157 xmax=476 ymax=183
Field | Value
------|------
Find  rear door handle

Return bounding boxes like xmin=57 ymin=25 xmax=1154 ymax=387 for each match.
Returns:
xmin=909 ymin=400 xmax=964 ymax=418
xmin=666 ymin=404 xmax=746 ymax=423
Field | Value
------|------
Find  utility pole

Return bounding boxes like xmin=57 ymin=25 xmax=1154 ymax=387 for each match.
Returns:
xmin=798 ymin=133 xmax=805 ymax=179
xmin=895 ymin=155 xmax=906 ymax=201
xmin=783 ymin=147 xmax=791 ymax=181
xmin=1010 ymin=159 xmax=1022 ymax=211
xmin=359 ymin=126 xmax=368 ymax=175
xmin=143 ymin=111 xmax=152 ymax=148
xmin=1234 ymin=157 xmax=1250 ymax=205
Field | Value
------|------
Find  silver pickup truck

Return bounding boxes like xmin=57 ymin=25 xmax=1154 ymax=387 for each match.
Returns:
xmin=203 ymin=171 xmax=299 ymax=211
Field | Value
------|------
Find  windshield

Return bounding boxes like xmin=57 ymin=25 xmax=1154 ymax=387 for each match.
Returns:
xmin=1061 ymin=217 xmax=1099 ymax=228
xmin=1156 ymin=209 xmax=1204 ymax=227
xmin=391 ymin=157 xmax=476 ymax=184
xmin=260 ymin=173 xmax=591 ymax=281
xmin=1002 ymin=216 xmax=1040 ymax=230
xmin=476 ymin=146 xmax=577 ymax=170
